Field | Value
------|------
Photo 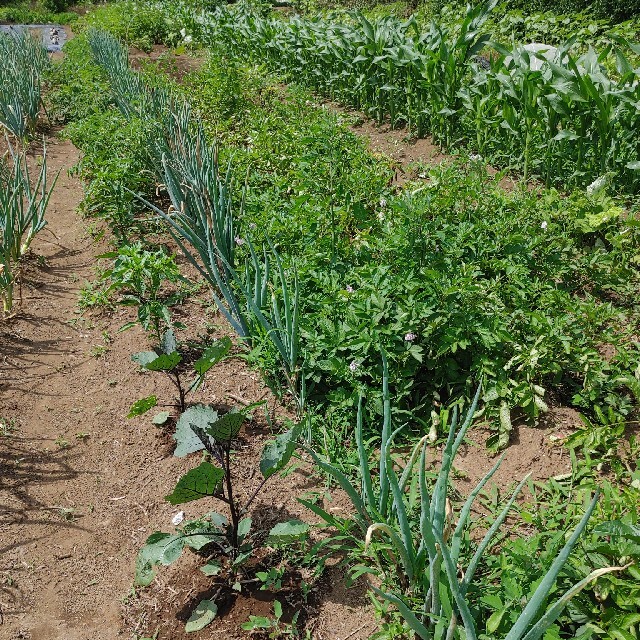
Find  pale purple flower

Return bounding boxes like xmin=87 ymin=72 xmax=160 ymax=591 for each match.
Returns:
xmin=345 ymin=285 xmax=354 ymax=293
xmin=541 ymin=221 xmax=548 ymax=230
xmin=235 ymin=236 xmax=245 ymax=245
xmin=349 ymin=360 xmax=359 ymax=372
xmin=404 ymin=332 xmax=417 ymax=342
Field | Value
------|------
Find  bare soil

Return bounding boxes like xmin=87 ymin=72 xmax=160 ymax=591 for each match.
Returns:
xmin=129 ymin=45 xmax=206 ymax=83
xmin=0 ymin=134 xmax=376 ymax=640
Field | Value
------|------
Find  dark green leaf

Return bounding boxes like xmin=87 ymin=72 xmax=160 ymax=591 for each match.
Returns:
xmin=165 ymin=462 xmax=224 ymax=505
xmin=205 ymin=411 xmax=245 ymax=442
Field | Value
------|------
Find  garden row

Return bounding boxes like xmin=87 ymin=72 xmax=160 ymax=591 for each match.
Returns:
xmin=149 ymin=0 xmax=640 ymax=193
xmin=39 ymin=6 xmax=640 ymax=636
xmin=78 ymin=1 xmax=640 ymax=453
xmin=0 ymin=32 xmax=55 ymax=314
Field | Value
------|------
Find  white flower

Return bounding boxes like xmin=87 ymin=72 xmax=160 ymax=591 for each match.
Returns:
xmin=234 ymin=236 xmax=245 ymax=246
xmin=541 ymin=221 xmax=548 ymax=230
xmin=349 ymin=360 xmax=359 ymax=372
xmin=379 ymin=197 xmax=387 ymax=208
xmin=404 ymin=332 xmax=417 ymax=342
xmin=183 ymin=35 xmax=193 ymax=45
xmin=469 ymin=154 xmax=483 ymax=163
xmin=180 ymin=27 xmax=187 ymax=38
xmin=172 ymin=511 xmax=185 ymax=526
xmin=345 ymin=285 xmax=354 ymax=293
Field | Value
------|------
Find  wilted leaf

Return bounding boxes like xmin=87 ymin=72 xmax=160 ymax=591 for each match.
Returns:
xmin=152 ymin=411 xmax=171 ymax=425
xmin=200 ymin=560 xmax=222 ymax=576
xmin=185 ymin=599 xmax=217 ymax=633
xmin=161 ymin=329 xmax=177 ymax=355
xmin=266 ymin=519 xmax=309 ymax=546
xmin=131 ymin=350 xmax=181 ymax=371
xmin=135 ymin=532 xmax=185 ymax=586
xmin=173 ymin=405 xmax=219 ymax=457
xmin=260 ymin=423 xmax=301 ymax=479
xmin=195 ymin=337 xmax=232 ymax=375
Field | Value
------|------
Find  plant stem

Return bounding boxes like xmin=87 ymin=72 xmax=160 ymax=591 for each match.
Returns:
xmin=224 ymin=445 xmax=240 ymax=556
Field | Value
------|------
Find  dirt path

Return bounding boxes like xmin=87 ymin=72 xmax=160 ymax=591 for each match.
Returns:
xmin=0 ymin=135 xmax=144 ymax=639
xmin=0 ymin=134 xmax=376 ymax=640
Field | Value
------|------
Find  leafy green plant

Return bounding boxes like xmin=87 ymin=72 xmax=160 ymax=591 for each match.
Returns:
xmin=129 ymin=329 xmax=232 ymax=414
xmin=135 ymin=412 xmax=307 ymax=632
xmin=241 ymin=600 xmax=301 ymax=637
xmin=481 ymin=442 xmax=640 ymax=640
xmin=303 ymin=359 xmax=622 ymax=639
xmin=100 ymin=242 xmax=188 ymax=338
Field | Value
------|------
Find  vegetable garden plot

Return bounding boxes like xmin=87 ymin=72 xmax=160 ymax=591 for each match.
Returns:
xmin=68 ymin=25 xmax=640 ymax=638
xmin=156 ymin=0 xmax=640 ymax=192
xmin=8 ymin=5 xmax=633 ymax=637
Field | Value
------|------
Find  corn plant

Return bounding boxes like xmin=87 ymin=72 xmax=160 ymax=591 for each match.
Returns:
xmin=303 ymin=356 xmax=624 ymax=639
xmin=0 ymin=141 xmax=56 ymax=313
xmin=155 ymin=0 xmax=640 ymax=192
xmin=0 ymin=31 xmax=49 ymax=140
